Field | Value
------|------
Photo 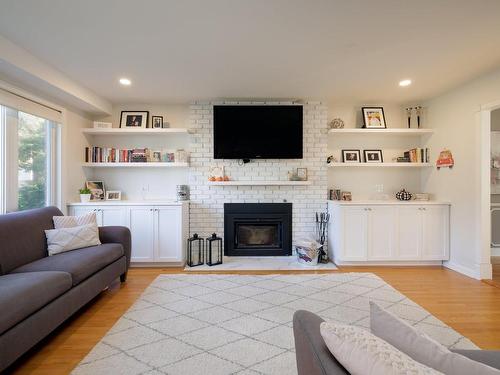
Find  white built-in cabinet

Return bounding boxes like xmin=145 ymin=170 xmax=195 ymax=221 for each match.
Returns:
xmin=68 ymin=202 xmax=189 ymax=265
xmin=328 ymin=201 xmax=449 ymax=265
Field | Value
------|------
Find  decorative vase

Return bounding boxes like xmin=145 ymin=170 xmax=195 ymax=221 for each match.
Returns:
xmin=80 ymin=194 xmax=91 ymax=203
xmin=395 ymin=189 xmax=412 ymax=201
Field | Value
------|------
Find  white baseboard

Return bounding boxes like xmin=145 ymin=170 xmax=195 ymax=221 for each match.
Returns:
xmin=443 ymin=261 xmax=480 ymax=279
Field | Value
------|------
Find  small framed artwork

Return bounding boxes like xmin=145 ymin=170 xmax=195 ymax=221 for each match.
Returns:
xmin=341 ymin=191 xmax=352 ymax=201
xmin=86 ymin=181 xmax=105 ymax=200
xmin=342 ymin=150 xmax=361 ymax=163
xmin=120 ymin=111 xmax=149 ymax=128
xmin=106 ymin=191 xmax=122 ymax=201
xmin=296 ymin=168 xmax=308 ymax=181
xmin=364 ymin=149 xmax=383 ymax=163
xmin=362 ymin=107 xmax=386 ymax=129
xmin=152 ymin=116 xmax=163 ymax=129
xmin=151 ymin=150 xmax=162 ymax=162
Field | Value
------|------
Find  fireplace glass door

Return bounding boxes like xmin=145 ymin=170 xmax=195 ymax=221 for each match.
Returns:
xmin=235 ymin=222 xmax=281 ymax=250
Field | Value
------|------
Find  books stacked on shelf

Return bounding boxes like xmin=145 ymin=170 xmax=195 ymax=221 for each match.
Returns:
xmin=403 ymin=148 xmax=429 ymax=163
xmin=84 ymin=147 xmax=188 ymax=163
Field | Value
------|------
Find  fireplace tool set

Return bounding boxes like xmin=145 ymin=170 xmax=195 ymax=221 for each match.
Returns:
xmin=315 ymin=211 xmax=330 ymax=263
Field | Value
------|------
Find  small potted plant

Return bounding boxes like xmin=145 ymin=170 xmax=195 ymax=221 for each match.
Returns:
xmin=79 ymin=188 xmax=92 ymax=203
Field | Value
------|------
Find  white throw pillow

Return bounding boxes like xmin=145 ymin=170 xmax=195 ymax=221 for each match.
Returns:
xmin=370 ymin=302 xmax=500 ymax=375
xmin=320 ymin=321 xmax=443 ymax=375
xmin=45 ymin=224 xmax=101 ymax=256
xmin=53 ymin=211 xmax=98 ymax=229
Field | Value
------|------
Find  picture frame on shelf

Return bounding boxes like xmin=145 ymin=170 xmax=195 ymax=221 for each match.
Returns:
xmin=341 ymin=191 xmax=352 ymax=201
xmin=85 ymin=181 xmax=105 ymax=200
xmin=362 ymin=107 xmax=386 ymax=129
xmin=296 ymin=168 xmax=308 ymax=181
xmin=342 ymin=149 xmax=361 ymax=163
xmin=106 ymin=191 xmax=122 ymax=201
xmin=152 ymin=116 xmax=163 ymax=129
xmin=120 ymin=111 xmax=149 ymax=128
xmin=364 ymin=149 xmax=383 ymax=163
xmin=151 ymin=150 xmax=162 ymax=162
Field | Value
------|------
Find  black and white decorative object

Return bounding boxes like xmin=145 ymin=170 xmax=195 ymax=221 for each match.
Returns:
xmin=187 ymin=233 xmax=204 ymax=267
xmin=415 ymin=106 xmax=423 ymax=128
xmin=206 ymin=233 xmax=223 ymax=266
xmin=406 ymin=107 xmax=412 ymax=128
xmin=329 ymin=118 xmax=345 ymax=129
xmin=396 ymin=188 xmax=412 ymax=201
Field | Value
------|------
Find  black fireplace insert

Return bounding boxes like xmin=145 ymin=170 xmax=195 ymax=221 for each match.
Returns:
xmin=224 ymin=203 xmax=292 ymax=256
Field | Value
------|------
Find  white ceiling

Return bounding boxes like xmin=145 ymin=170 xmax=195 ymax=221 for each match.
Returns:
xmin=0 ymin=0 xmax=500 ymax=105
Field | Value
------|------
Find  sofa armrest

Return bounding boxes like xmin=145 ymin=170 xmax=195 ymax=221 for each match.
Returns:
xmin=293 ymin=310 xmax=349 ymax=375
xmin=99 ymin=226 xmax=131 ymax=270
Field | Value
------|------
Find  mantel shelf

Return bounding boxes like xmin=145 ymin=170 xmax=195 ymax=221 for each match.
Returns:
xmin=82 ymin=128 xmax=192 ymax=135
xmin=328 ymin=128 xmax=433 ymax=135
xmin=82 ymin=162 xmax=189 ymax=168
xmin=207 ymin=180 xmax=311 ymax=186
xmin=328 ymin=162 xmax=432 ymax=168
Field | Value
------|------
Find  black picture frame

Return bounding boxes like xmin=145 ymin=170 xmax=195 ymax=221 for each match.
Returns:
xmin=120 ymin=111 xmax=149 ymax=128
xmin=364 ymin=149 xmax=383 ymax=163
xmin=342 ymin=149 xmax=361 ymax=163
xmin=152 ymin=116 xmax=163 ymax=129
xmin=362 ymin=107 xmax=387 ymax=129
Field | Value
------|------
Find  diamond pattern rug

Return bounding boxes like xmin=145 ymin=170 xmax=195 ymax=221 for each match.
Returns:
xmin=72 ymin=273 xmax=478 ymax=375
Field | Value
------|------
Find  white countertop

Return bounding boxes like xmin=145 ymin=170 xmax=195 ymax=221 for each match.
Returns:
xmin=328 ymin=200 xmax=450 ymax=205
xmin=68 ymin=200 xmax=189 ymax=206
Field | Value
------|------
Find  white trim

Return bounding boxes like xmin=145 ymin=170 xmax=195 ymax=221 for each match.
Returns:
xmin=443 ymin=260 xmax=480 ymax=279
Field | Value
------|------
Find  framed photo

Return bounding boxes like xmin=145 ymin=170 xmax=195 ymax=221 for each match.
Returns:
xmin=341 ymin=191 xmax=352 ymax=201
xmin=106 ymin=190 xmax=122 ymax=201
xmin=151 ymin=150 xmax=162 ymax=162
xmin=86 ymin=181 xmax=105 ymax=200
xmin=296 ymin=168 xmax=308 ymax=181
xmin=364 ymin=149 xmax=383 ymax=163
xmin=341 ymin=150 xmax=361 ymax=163
xmin=362 ymin=107 xmax=386 ymax=129
xmin=120 ymin=111 xmax=149 ymax=128
xmin=152 ymin=116 xmax=163 ymax=129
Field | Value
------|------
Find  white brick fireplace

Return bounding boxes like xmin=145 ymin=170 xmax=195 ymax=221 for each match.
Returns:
xmin=188 ymin=102 xmax=328 ymax=247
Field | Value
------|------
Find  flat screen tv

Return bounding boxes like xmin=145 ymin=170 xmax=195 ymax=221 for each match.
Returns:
xmin=213 ymin=105 xmax=303 ymax=159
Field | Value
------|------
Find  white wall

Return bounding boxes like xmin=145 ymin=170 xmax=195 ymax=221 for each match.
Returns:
xmin=422 ymin=67 xmax=500 ymax=278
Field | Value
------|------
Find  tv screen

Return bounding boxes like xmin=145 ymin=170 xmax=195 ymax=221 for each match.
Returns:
xmin=213 ymin=105 xmax=303 ymax=159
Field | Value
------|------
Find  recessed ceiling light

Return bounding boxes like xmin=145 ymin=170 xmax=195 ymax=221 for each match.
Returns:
xmin=399 ymin=79 xmax=412 ymax=87
xmin=119 ymin=78 xmax=131 ymax=86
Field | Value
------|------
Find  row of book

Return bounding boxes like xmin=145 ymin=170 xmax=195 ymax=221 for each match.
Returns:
xmin=402 ymin=148 xmax=430 ymax=163
xmin=85 ymin=147 xmax=176 ymax=163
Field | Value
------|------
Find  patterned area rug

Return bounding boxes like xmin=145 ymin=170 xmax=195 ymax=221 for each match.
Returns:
xmin=73 ymin=273 xmax=477 ymax=375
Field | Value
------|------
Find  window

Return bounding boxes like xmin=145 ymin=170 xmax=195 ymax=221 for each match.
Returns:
xmin=0 ymin=104 xmax=60 ymax=213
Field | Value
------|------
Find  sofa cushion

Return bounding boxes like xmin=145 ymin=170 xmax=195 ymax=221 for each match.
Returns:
xmin=0 ymin=206 xmax=63 ymax=274
xmin=11 ymin=244 xmax=124 ymax=286
xmin=45 ymin=224 xmax=101 ymax=256
xmin=0 ymin=271 xmax=72 ymax=335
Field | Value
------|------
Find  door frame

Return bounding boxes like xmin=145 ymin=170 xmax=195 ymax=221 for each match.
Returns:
xmin=478 ymin=100 xmax=500 ymax=279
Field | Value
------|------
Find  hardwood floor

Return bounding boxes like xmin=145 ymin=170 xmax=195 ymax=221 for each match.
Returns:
xmin=6 ymin=266 xmax=500 ymax=374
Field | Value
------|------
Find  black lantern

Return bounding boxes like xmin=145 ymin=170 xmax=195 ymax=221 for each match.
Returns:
xmin=187 ymin=233 xmax=204 ymax=267
xmin=206 ymin=233 xmax=223 ymax=266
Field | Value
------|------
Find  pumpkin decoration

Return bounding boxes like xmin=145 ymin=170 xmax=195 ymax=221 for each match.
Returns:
xmin=396 ymin=188 xmax=412 ymax=201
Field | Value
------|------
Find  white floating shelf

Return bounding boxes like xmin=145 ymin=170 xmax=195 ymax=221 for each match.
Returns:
xmin=328 ymin=162 xmax=432 ymax=168
xmin=328 ymin=128 xmax=433 ymax=135
xmin=82 ymin=162 xmax=189 ymax=168
xmin=82 ymin=128 xmax=192 ymax=135
xmin=207 ymin=180 xmax=311 ymax=186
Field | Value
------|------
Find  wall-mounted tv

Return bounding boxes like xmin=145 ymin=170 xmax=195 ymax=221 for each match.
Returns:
xmin=213 ymin=105 xmax=303 ymax=159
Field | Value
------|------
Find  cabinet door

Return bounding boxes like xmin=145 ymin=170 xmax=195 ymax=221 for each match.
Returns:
xmin=396 ymin=207 xmax=422 ymax=260
xmin=342 ymin=207 xmax=368 ymax=261
xmin=129 ymin=207 xmax=155 ymax=262
xmin=155 ymin=206 xmax=183 ymax=262
xmin=100 ymin=207 xmax=127 ymax=226
xmin=367 ymin=206 xmax=395 ymax=260
xmin=70 ymin=207 xmax=103 ymax=226
xmin=422 ymin=206 xmax=449 ymax=260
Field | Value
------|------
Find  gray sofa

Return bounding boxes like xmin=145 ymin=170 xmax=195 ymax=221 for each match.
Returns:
xmin=0 ymin=206 xmax=131 ymax=372
xmin=293 ymin=310 xmax=500 ymax=374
